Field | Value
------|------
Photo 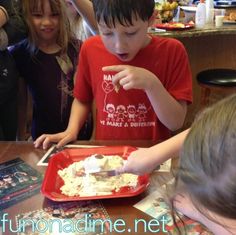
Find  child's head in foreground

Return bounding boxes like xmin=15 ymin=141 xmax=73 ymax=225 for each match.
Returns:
xmin=91 ymin=0 xmax=156 ymax=61
xmin=176 ymin=94 xmax=236 ymax=225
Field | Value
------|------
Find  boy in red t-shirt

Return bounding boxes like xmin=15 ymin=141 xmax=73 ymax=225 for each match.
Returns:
xmin=35 ymin=0 xmax=192 ymax=149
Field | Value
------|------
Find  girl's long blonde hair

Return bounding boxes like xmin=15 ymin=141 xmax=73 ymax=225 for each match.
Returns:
xmin=22 ymin=0 xmax=75 ymax=55
xmin=172 ymin=94 xmax=236 ymax=234
xmin=178 ymin=94 xmax=236 ymax=219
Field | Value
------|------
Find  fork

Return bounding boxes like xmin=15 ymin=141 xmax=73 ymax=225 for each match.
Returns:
xmin=90 ymin=170 xmax=117 ymax=177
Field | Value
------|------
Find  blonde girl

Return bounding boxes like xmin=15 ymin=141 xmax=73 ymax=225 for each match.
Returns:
xmin=22 ymin=0 xmax=74 ymax=54
xmin=173 ymin=94 xmax=236 ymax=235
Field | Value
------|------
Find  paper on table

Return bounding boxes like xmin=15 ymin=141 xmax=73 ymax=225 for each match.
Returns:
xmin=16 ymin=200 xmax=110 ymax=235
xmin=134 ymin=179 xmax=174 ymax=225
xmin=158 ymin=159 xmax=172 ymax=172
xmin=0 ymin=158 xmax=43 ymax=210
xmin=37 ymin=144 xmax=101 ymax=166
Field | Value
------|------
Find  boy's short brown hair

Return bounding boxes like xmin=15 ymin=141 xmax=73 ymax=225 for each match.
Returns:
xmin=92 ymin=0 xmax=155 ymax=27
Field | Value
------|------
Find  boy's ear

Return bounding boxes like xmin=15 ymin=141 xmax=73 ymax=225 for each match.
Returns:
xmin=148 ymin=9 xmax=158 ymax=26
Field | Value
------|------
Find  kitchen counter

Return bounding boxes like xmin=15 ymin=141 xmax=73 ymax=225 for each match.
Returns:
xmin=150 ymin=23 xmax=236 ymax=38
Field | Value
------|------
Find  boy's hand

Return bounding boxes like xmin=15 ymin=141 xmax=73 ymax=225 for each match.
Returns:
xmin=34 ymin=130 xmax=77 ymax=150
xmin=102 ymin=65 xmax=160 ymax=91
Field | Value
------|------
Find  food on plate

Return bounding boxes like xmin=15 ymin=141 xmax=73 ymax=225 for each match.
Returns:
xmin=229 ymin=12 xmax=236 ymax=21
xmin=58 ymin=154 xmax=138 ymax=197
xmin=170 ymin=23 xmax=185 ymax=28
xmin=224 ymin=13 xmax=236 ymax=22
xmin=155 ymin=21 xmax=194 ymax=30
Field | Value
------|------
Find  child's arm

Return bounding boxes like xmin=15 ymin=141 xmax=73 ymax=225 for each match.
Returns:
xmin=71 ymin=0 xmax=98 ymax=35
xmin=34 ymin=98 xmax=91 ymax=150
xmin=17 ymin=77 xmax=29 ymax=140
xmin=0 ymin=1 xmax=27 ymax=48
xmin=118 ymin=129 xmax=189 ymax=175
xmin=174 ymin=193 xmax=233 ymax=235
xmin=145 ymin=75 xmax=187 ymax=131
xmin=0 ymin=4 xmax=9 ymax=49
xmin=103 ymin=65 xmax=187 ymax=131
xmin=0 ymin=5 xmax=8 ymax=28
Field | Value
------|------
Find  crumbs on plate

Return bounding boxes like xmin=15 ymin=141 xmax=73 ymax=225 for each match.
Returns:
xmin=58 ymin=154 xmax=138 ymax=197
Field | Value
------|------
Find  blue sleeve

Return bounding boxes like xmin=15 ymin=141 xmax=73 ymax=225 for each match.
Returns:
xmin=9 ymin=40 xmax=29 ymax=80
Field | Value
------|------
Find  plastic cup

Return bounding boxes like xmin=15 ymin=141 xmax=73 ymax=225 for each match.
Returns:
xmin=215 ymin=15 xmax=224 ymax=27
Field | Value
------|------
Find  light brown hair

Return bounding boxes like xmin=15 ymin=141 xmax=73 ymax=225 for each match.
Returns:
xmin=22 ymin=0 xmax=75 ymax=55
xmin=175 ymin=94 xmax=236 ymax=224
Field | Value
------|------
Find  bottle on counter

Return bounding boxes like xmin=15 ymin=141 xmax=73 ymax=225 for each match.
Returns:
xmin=205 ymin=0 xmax=214 ymax=24
xmin=195 ymin=0 xmax=206 ymax=27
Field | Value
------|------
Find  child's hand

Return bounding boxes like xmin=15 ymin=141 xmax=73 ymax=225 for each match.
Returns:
xmin=34 ymin=130 xmax=77 ymax=150
xmin=102 ymin=65 xmax=160 ymax=91
xmin=117 ymin=148 xmax=158 ymax=175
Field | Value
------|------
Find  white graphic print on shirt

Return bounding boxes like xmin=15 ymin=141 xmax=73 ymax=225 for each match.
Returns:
xmin=1 ymin=68 xmax=8 ymax=77
xmin=101 ymin=74 xmax=155 ymax=128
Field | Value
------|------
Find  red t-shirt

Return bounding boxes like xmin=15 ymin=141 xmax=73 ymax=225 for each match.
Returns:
xmin=74 ymin=35 xmax=192 ymax=141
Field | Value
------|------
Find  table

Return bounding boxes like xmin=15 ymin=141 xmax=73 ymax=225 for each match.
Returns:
xmin=0 ymin=141 xmax=173 ymax=235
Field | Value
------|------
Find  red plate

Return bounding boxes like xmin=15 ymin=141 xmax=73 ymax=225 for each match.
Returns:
xmin=155 ymin=22 xmax=194 ymax=31
xmin=41 ymin=146 xmax=149 ymax=201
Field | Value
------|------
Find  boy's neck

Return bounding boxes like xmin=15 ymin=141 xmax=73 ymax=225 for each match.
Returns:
xmin=145 ymin=35 xmax=152 ymax=47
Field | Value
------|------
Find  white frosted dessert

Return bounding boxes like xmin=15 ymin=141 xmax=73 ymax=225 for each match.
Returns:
xmin=58 ymin=154 xmax=138 ymax=197
xmin=83 ymin=154 xmax=109 ymax=173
